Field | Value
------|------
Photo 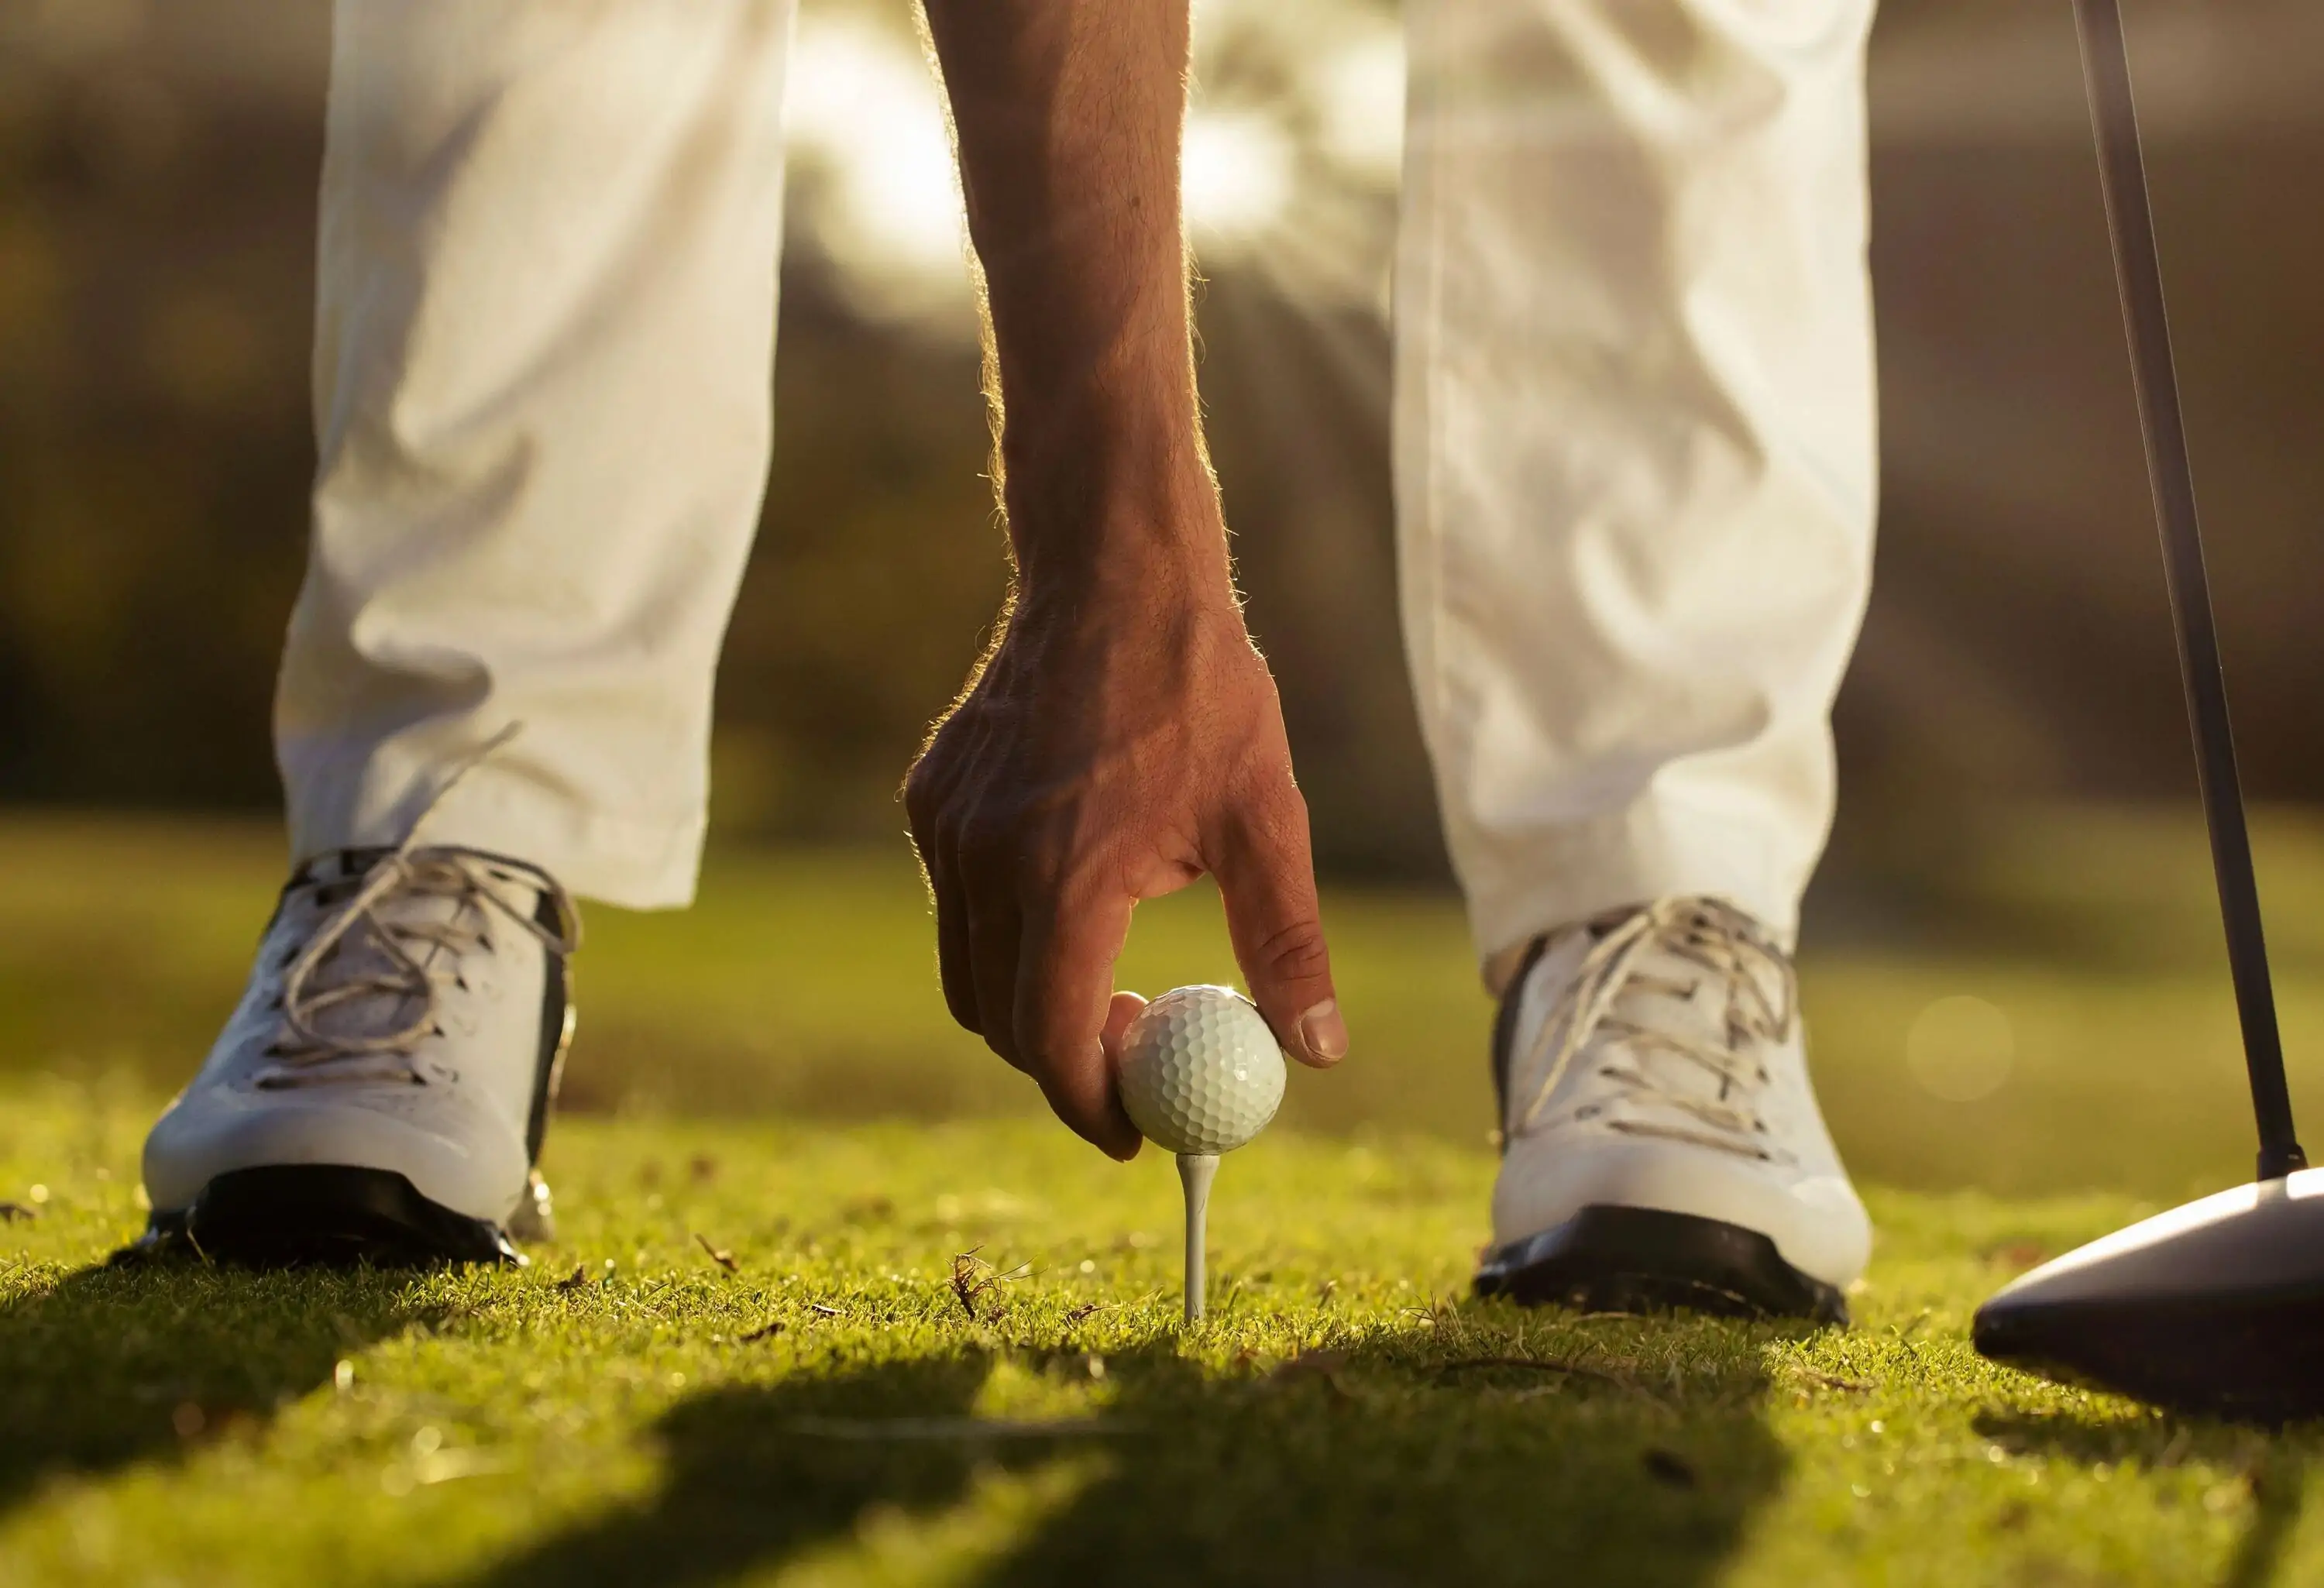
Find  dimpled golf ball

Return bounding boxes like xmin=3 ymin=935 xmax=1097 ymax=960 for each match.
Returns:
xmin=1118 ymin=985 xmax=1287 ymax=1155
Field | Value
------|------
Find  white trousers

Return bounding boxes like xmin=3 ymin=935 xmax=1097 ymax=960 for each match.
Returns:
xmin=280 ymin=0 xmax=1879 ymax=968
xmin=1397 ymin=0 xmax=1880 ymax=969
xmin=280 ymin=2 xmax=795 ymax=905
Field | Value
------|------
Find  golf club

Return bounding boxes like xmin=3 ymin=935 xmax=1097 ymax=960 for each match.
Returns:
xmin=1971 ymin=0 xmax=2324 ymax=1420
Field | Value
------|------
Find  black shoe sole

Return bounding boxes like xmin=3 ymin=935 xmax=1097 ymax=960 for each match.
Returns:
xmin=114 ymin=1166 xmax=521 ymax=1269
xmin=1473 ymin=1203 xmax=1848 ymax=1325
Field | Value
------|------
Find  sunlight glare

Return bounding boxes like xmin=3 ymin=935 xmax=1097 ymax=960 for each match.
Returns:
xmin=1315 ymin=29 xmax=1404 ymax=183
xmin=1182 ymin=109 xmax=1296 ymax=250
xmin=786 ymin=19 xmax=971 ymax=322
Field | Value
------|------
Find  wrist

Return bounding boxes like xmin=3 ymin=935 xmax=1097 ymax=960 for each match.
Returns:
xmin=1001 ymin=421 xmax=1234 ymax=611
xmin=1009 ymin=517 xmax=1238 ymax=628
xmin=1003 ymin=578 xmax=1255 ymax=710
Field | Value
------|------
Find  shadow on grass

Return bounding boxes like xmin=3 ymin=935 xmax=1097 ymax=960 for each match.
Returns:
xmin=459 ymin=1337 xmax=1786 ymax=1588
xmin=1975 ymin=1409 xmax=2314 ymax=1588
xmin=2224 ymin=1452 xmax=2309 ymax=1588
xmin=0 ymin=1262 xmax=430 ymax=1516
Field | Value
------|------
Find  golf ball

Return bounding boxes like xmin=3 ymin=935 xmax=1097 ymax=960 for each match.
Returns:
xmin=1118 ymin=985 xmax=1287 ymax=1155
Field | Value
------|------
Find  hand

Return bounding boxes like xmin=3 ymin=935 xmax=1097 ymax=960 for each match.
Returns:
xmin=906 ymin=583 xmax=1346 ymax=1159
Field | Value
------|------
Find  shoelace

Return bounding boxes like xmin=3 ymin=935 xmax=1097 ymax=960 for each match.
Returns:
xmin=1511 ymin=896 xmax=1795 ymax=1161
xmin=257 ymin=727 xmax=580 ymax=1088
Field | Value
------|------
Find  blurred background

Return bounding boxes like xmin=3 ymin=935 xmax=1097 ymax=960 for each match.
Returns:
xmin=4 ymin=0 xmax=2324 ymax=1204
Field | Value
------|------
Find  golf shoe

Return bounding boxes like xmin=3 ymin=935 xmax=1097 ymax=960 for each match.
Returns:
xmin=1474 ymin=895 xmax=1868 ymax=1322
xmin=131 ymin=844 xmax=577 ymax=1266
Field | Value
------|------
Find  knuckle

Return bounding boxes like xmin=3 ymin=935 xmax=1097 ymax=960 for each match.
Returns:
xmin=1253 ymin=917 xmax=1331 ymax=985
xmin=905 ymin=796 xmax=951 ymax=861
xmin=1250 ymin=777 xmax=1311 ymax=838
xmin=953 ymin=811 xmax=1009 ymax=865
xmin=958 ymin=819 xmax=1071 ymax=899
xmin=1221 ymin=775 xmax=1309 ymax=852
xmin=902 ymin=757 xmax=942 ymax=816
xmin=1250 ymin=755 xmax=1304 ymax=803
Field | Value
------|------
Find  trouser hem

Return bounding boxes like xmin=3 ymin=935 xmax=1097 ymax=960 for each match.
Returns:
xmin=1464 ymin=790 xmax=1805 ymax=992
xmin=286 ymin=762 xmax=706 ymax=910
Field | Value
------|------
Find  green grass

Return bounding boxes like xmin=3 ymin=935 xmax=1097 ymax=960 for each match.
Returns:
xmin=9 ymin=810 xmax=2324 ymax=1584
xmin=6 ymin=1078 xmax=2316 ymax=1588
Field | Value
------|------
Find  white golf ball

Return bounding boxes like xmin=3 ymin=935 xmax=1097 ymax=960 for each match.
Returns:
xmin=1117 ymin=985 xmax=1286 ymax=1156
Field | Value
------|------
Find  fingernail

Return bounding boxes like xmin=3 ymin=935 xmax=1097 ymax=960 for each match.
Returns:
xmin=1298 ymin=1000 xmax=1348 ymax=1063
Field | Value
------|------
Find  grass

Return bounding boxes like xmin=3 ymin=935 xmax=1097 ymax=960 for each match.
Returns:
xmin=8 ymin=809 xmax=2324 ymax=1583
xmin=6 ymin=1079 xmax=2316 ymax=1588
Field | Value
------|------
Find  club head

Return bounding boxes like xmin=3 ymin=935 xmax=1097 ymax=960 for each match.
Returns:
xmin=1973 ymin=1169 xmax=2324 ymax=1421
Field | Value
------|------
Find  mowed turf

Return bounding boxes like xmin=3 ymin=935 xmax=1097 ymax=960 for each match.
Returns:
xmin=4 ymin=1080 xmax=2316 ymax=1588
xmin=7 ymin=813 xmax=2324 ymax=1583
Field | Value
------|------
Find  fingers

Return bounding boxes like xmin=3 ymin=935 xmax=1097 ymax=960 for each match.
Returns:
xmin=968 ymin=897 xmax=1026 ymax=1071
xmin=1214 ymin=785 xmax=1346 ymax=1070
xmin=906 ymin=777 xmax=981 ymax=1038
xmin=909 ymin=754 xmax=1137 ymax=1155
xmin=1014 ymin=893 xmax=1141 ymax=1159
xmin=930 ymin=836 xmax=980 ymax=1037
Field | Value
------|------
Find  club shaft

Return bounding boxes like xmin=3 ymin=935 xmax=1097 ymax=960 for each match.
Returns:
xmin=1178 ymin=1153 xmax=1217 ymax=1322
xmin=2070 ymin=0 xmax=2305 ymax=1177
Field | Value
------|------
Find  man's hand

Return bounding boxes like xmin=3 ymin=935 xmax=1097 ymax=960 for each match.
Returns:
xmin=913 ymin=0 xmax=1344 ymax=1155
xmin=906 ymin=578 xmax=1345 ymax=1158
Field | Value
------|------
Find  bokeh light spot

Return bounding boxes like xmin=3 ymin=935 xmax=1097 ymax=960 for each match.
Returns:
xmin=1905 ymin=995 xmax=2016 ymax=1103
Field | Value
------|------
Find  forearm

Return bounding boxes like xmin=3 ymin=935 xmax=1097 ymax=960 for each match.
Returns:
xmin=922 ymin=0 xmax=1229 ymax=607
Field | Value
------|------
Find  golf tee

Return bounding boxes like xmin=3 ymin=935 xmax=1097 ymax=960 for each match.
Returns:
xmin=1177 ymin=1152 xmax=1219 ymax=1322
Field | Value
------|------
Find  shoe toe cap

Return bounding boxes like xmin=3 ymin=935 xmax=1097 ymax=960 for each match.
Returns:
xmin=1493 ymin=1137 xmax=1870 ymax=1291
xmin=143 ymin=1087 xmax=528 ymax=1226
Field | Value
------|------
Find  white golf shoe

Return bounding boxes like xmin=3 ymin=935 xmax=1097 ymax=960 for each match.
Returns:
xmin=1473 ymin=896 xmax=1869 ymax=1323
xmin=132 ymin=843 xmax=578 ymax=1267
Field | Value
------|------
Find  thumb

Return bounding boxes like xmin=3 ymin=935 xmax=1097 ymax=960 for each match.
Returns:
xmin=1098 ymin=990 xmax=1149 ymax=1066
xmin=1213 ymin=789 xmax=1346 ymax=1070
